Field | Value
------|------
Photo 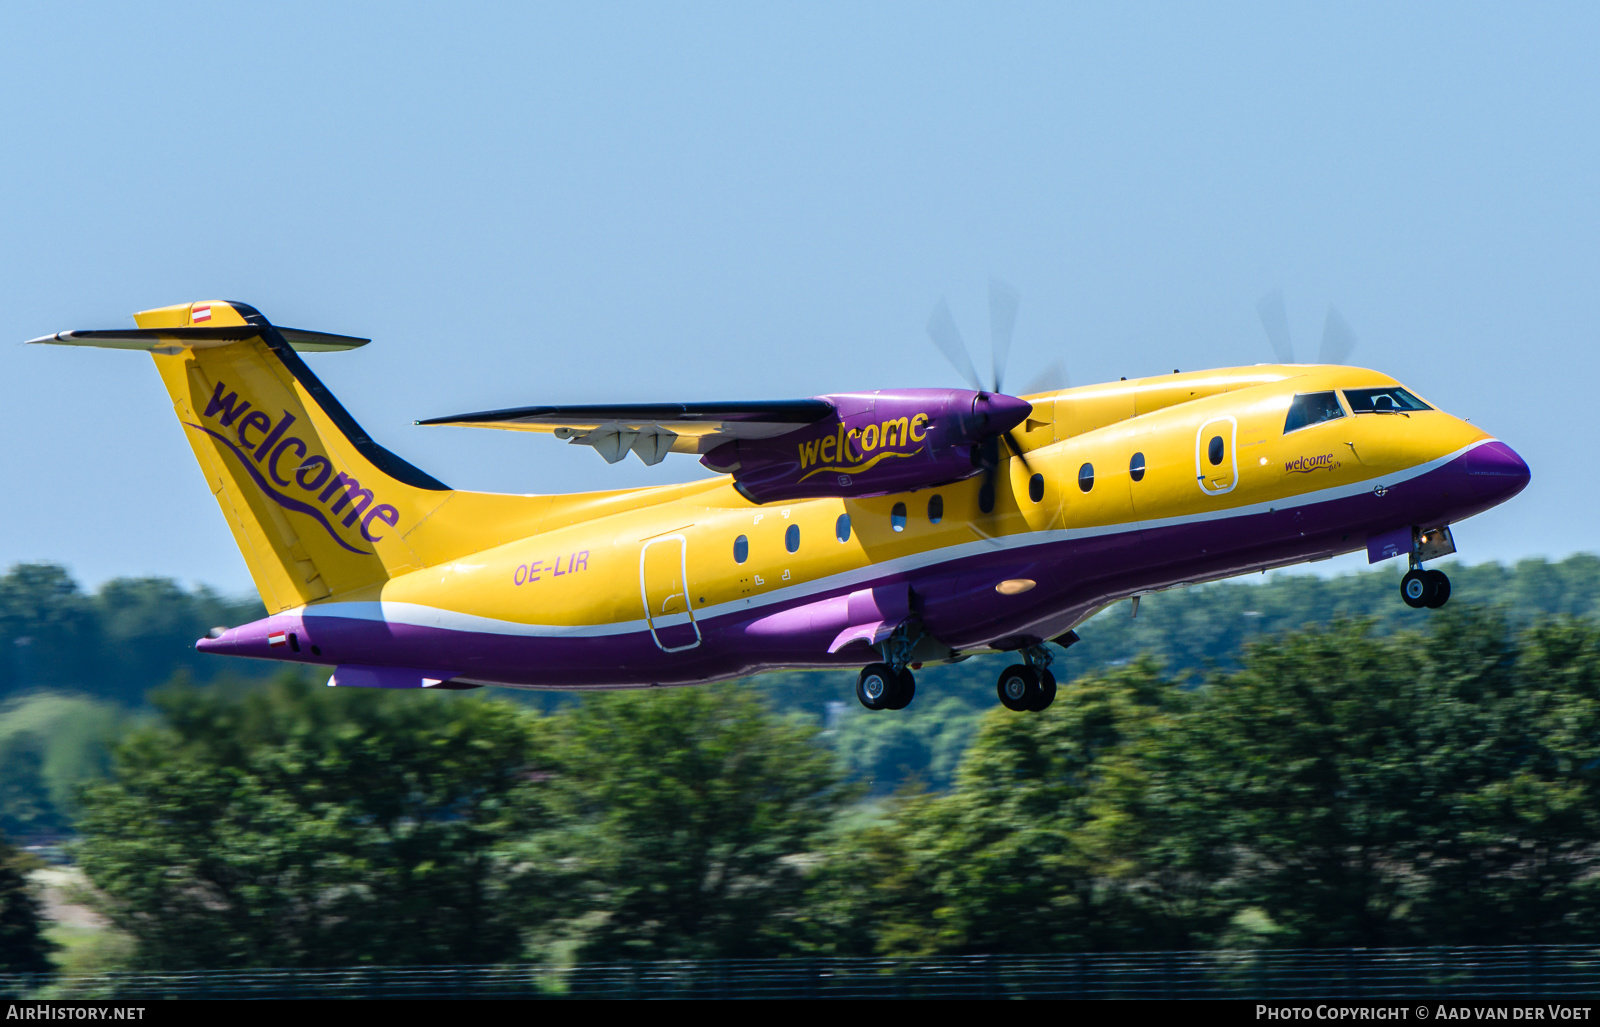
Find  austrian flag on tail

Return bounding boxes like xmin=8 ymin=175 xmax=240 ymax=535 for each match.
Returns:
xmin=268 ymin=631 xmax=288 ymax=649
xmin=192 ymin=303 xmax=212 ymax=323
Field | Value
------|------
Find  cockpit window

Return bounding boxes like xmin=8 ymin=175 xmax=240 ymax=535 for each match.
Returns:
xmin=1283 ymin=391 xmax=1345 ymax=434
xmin=1343 ymin=387 xmax=1431 ymax=414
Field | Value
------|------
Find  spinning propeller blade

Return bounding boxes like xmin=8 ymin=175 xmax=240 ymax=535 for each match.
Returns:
xmin=988 ymin=277 xmax=1020 ymax=395
xmin=926 ymin=299 xmax=983 ymax=392
xmin=926 ymin=282 xmax=1048 ymax=516
xmin=1256 ymin=288 xmax=1295 ymax=363
xmin=1020 ymin=359 xmax=1069 ymax=396
xmin=1319 ymin=306 xmax=1357 ymax=365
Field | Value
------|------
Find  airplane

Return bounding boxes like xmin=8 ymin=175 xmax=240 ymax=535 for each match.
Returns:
xmin=28 ymin=294 xmax=1529 ymax=713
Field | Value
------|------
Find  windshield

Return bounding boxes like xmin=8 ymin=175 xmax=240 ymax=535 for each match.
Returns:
xmin=1344 ymin=386 xmax=1431 ymax=413
xmin=1283 ymin=391 xmax=1345 ymax=434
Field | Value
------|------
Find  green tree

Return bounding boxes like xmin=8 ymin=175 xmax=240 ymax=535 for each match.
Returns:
xmin=1155 ymin=612 xmax=1600 ymax=947
xmin=1153 ymin=620 xmax=1436 ymax=947
xmin=0 ymin=833 xmax=53 ymax=974
xmin=0 ymin=564 xmax=99 ymax=695
xmin=544 ymin=684 xmax=850 ymax=961
xmin=1405 ymin=615 xmax=1600 ymax=942
xmin=76 ymin=675 xmax=547 ymax=969
xmin=0 ymin=739 xmax=57 ymax=837
xmin=94 ymin=578 xmax=266 ymax=702
xmin=0 ymin=693 xmax=123 ymax=835
xmin=812 ymin=659 xmax=1205 ymax=955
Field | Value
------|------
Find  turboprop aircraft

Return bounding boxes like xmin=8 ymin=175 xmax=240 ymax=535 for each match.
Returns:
xmin=29 ymin=293 xmax=1529 ymax=712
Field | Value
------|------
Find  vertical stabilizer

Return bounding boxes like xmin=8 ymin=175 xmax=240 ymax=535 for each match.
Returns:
xmin=135 ymin=301 xmax=451 ymax=611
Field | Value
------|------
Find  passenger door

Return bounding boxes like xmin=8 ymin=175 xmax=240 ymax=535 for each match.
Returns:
xmin=640 ymin=534 xmax=701 ymax=652
xmin=1195 ymin=416 xmax=1238 ymax=496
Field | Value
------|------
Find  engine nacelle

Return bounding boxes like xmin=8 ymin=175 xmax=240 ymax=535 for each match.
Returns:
xmin=701 ymin=389 xmax=1030 ymax=504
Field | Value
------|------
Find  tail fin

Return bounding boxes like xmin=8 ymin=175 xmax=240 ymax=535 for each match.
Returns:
xmin=132 ymin=301 xmax=458 ymax=610
xmin=36 ymin=301 xmax=490 ymax=611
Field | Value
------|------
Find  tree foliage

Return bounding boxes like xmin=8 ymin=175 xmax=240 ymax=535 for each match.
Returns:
xmin=0 ymin=834 xmax=53 ymax=974
xmin=541 ymin=685 xmax=851 ymax=961
xmin=76 ymin=676 xmax=546 ymax=969
xmin=0 ymin=564 xmax=266 ymax=703
xmin=815 ymin=615 xmax=1600 ymax=954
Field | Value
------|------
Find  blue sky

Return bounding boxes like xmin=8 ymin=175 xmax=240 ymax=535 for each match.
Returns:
xmin=1 ymin=2 xmax=1594 ymax=592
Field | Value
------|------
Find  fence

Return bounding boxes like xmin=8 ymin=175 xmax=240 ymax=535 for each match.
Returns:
xmin=6 ymin=946 xmax=1600 ymax=999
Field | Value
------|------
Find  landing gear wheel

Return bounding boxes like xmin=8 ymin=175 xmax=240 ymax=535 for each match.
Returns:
xmin=885 ymin=668 xmax=916 ymax=710
xmin=1423 ymin=569 xmax=1451 ymax=609
xmin=1028 ymin=669 xmax=1057 ymax=712
xmin=997 ymin=664 xmax=1038 ymax=712
xmin=1401 ymin=569 xmax=1430 ymax=609
xmin=856 ymin=663 xmax=895 ymax=711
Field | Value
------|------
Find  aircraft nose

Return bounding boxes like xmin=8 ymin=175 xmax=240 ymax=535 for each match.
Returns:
xmin=1464 ymin=440 xmax=1531 ymax=503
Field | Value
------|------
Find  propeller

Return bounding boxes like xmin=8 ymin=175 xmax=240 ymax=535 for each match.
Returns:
xmin=1020 ymin=359 xmax=1069 ymax=396
xmin=925 ymin=278 xmax=1049 ymax=515
xmin=1255 ymin=289 xmax=1360 ymax=364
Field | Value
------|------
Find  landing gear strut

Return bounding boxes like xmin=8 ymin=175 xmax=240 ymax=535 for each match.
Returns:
xmin=855 ymin=621 xmax=922 ymax=711
xmin=996 ymin=643 xmax=1057 ymax=712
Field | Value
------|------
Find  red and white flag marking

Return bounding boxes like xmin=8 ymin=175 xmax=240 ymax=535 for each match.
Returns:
xmin=268 ymin=631 xmax=288 ymax=649
xmin=192 ymin=303 xmax=212 ymax=323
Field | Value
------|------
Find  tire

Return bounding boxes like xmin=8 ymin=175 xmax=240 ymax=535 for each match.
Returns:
xmin=856 ymin=663 xmax=895 ymax=711
xmin=1028 ymin=669 xmax=1057 ymax=712
xmin=997 ymin=664 xmax=1037 ymax=712
xmin=1424 ymin=569 xmax=1451 ymax=609
xmin=1401 ymin=569 xmax=1430 ymax=609
xmin=885 ymin=668 xmax=916 ymax=710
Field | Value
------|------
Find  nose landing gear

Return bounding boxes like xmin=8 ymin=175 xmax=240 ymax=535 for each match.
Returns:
xmin=1401 ymin=568 xmax=1450 ymax=609
xmin=1399 ymin=527 xmax=1452 ymax=609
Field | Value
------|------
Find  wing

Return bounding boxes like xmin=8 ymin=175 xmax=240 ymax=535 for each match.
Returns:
xmin=417 ymin=399 xmax=835 ymax=463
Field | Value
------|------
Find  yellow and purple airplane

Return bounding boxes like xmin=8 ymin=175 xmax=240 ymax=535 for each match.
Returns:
xmin=29 ymin=295 xmax=1528 ymax=712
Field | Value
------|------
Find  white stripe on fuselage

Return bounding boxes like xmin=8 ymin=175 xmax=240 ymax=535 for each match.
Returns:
xmin=296 ymin=439 xmax=1495 ymax=640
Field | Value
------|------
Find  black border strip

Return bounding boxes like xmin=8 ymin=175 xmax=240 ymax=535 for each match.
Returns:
xmin=229 ymin=302 xmax=450 ymax=492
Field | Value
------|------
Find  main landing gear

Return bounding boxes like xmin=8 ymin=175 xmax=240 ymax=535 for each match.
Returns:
xmin=997 ymin=664 xmax=1056 ymax=712
xmin=853 ymin=624 xmax=1065 ymax=714
xmin=997 ymin=643 xmax=1057 ymax=713
xmin=856 ymin=663 xmax=915 ymax=711
xmin=856 ymin=620 xmax=923 ymax=711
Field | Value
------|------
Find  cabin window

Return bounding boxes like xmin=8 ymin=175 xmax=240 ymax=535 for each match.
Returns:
xmin=1344 ymin=386 xmax=1430 ymax=413
xmin=1208 ymin=435 xmax=1225 ymax=466
xmin=1283 ymin=391 xmax=1345 ymax=434
xmin=927 ymin=494 xmax=943 ymax=524
xmin=1028 ymin=473 xmax=1044 ymax=503
xmin=835 ymin=514 xmax=851 ymax=543
xmin=891 ymin=503 xmax=907 ymax=532
xmin=1078 ymin=463 xmax=1094 ymax=493
xmin=733 ymin=535 xmax=749 ymax=563
xmin=785 ymin=523 xmax=800 ymax=553
xmin=1130 ymin=452 xmax=1146 ymax=482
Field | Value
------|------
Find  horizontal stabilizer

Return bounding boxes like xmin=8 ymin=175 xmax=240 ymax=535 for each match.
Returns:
xmin=26 ymin=326 xmax=369 ymax=353
xmin=419 ymin=399 xmax=835 ymax=457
